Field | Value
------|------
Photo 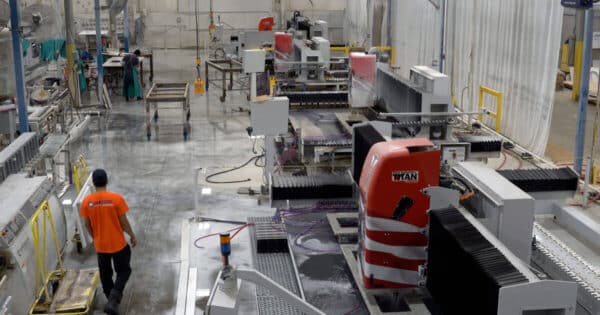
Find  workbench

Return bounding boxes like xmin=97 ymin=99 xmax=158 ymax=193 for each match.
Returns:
xmin=102 ymin=56 xmax=146 ymax=93
xmin=145 ymin=82 xmax=191 ymax=141
xmin=103 ymin=51 xmax=154 ymax=83
xmin=205 ymin=58 xmax=247 ymax=102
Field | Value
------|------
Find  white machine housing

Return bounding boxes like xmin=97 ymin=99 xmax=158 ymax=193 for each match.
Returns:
xmin=250 ymin=97 xmax=290 ymax=184
xmin=376 ymin=64 xmax=453 ymax=141
xmin=293 ymin=35 xmax=330 ymax=81
xmin=311 ymin=20 xmax=328 ymax=39
xmin=0 ymin=174 xmax=66 ymax=315
xmin=243 ymin=49 xmax=266 ymax=74
xmin=426 ymin=186 xmax=577 ymax=315
xmin=452 ymin=161 xmax=535 ymax=263
xmin=409 ymin=65 xmax=450 ymax=97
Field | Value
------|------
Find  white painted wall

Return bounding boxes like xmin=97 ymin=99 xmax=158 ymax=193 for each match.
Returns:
xmin=68 ymin=0 xmax=346 ymax=49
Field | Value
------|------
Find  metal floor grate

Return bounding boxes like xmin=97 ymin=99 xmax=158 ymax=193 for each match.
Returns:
xmin=249 ymin=217 xmax=303 ymax=315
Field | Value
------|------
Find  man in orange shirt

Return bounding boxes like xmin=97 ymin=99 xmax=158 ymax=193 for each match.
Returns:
xmin=80 ymin=169 xmax=137 ymax=315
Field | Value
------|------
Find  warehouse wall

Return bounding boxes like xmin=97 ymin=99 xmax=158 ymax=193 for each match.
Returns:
xmin=68 ymin=0 xmax=345 ymax=49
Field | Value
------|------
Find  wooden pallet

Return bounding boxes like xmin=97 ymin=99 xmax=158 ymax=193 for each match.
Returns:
xmin=30 ymin=268 xmax=99 ymax=315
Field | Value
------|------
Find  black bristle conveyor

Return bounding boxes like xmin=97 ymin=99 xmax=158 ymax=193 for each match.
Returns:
xmin=271 ymin=174 xmax=353 ymax=200
xmin=280 ymin=91 xmax=348 ymax=107
xmin=455 ymin=134 xmax=502 ymax=153
xmin=497 ymin=167 xmax=579 ymax=192
xmin=426 ymin=207 xmax=528 ymax=315
xmin=352 ymin=124 xmax=386 ymax=182
xmin=248 ymin=217 xmax=289 ymax=253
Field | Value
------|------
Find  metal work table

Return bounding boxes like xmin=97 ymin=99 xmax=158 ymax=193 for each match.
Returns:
xmin=103 ymin=51 xmax=154 ymax=83
xmin=144 ymin=82 xmax=191 ymax=141
xmin=102 ymin=56 xmax=146 ymax=92
xmin=205 ymin=58 xmax=247 ymax=102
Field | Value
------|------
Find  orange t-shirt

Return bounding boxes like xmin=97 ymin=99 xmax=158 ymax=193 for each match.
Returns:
xmin=80 ymin=191 xmax=129 ymax=253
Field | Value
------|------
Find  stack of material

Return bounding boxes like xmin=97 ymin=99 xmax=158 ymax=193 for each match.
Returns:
xmin=427 ymin=207 xmax=528 ymax=314
xmin=455 ymin=134 xmax=502 ymax=153
xmin=0 ymin=132 xmax=39 ymax=184
xmin=249 ymin=217 xmax=288 ymax=253
xmin=497 ymin=167 xmax=578 ymax=192
xmin=271 ymin=174 xmax=353 ymax=200
xmin=352 ymin=124 xmax=386 ymax=182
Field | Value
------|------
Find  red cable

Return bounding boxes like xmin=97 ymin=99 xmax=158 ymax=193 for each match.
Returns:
xmin=231 ymin=223 xmax=254 ymax=239
xmin=496 ymin=151 xmax=507 ymax=170
xmin=343 ymin=304 xmax=361 ymax=315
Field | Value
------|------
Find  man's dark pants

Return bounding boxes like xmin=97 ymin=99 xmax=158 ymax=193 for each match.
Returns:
xmin=97 ymin=244 xmax=132 ymax=298
xmin=123 ymin=75 xmax=134 ymax=101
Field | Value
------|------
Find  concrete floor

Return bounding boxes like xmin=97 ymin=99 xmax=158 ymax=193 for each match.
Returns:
xmin=63 ymin=49 xmax=268 ymax=314
xmin=56 ymin=50 xmax=599 ymax=314
xmin=547 ymin=89 xmax=600 ymax=163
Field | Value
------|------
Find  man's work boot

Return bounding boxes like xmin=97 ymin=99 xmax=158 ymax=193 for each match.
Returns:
xmin=103 ymin=289 xmax=122 ymax=315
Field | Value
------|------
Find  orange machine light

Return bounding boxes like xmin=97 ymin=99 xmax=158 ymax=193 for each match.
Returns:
xmin=259 ymin=17 xmax=275 ymax=31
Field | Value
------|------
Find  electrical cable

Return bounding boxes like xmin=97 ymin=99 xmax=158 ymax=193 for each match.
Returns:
xmin=342 ymin=304 xmax=361 ymax=315
xmin=452 ymin=176 xmax=472 ymax=194
xmin=495 ymin=151 xmax=507 ymax=170
xmin=231 ymin=223 xmax=253 ymax=239
xmin=205 ymin=154 xmax=264 ymax=184
xmin=504 ymin=149 xmax=523 ymax=170
xmin=197 ymin=217 xmax=247 ymax=225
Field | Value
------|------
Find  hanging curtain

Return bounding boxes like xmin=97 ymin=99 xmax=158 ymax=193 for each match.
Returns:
xmin=344 ymin=0 xmax=369 ymax=46
xmin=390 ymin=1 xmax=440 ymax=78
xmin=380 ymin=0 xmax=563 ymax=155
xmin=446 ymin=0 xmax=563 ymax=156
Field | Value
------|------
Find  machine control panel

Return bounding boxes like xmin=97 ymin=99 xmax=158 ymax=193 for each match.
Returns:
xmin=440 ymin=143 xmax=469 ymax=169
xmin=0 ymin=212 xmax=27 ymax=249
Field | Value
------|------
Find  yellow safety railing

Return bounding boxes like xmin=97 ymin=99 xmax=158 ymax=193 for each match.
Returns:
xmin=478 ymin=86 xmax=503 ymax=133
xmin=372 ymin=46 xmax=395 ymax=66
xmin=330 ymin=46 xmax=351 ymax=56
xmin=73 ymin=154 xmax=89 ymax=193
xmin=31 ymin=200 xmax=64 ymax=301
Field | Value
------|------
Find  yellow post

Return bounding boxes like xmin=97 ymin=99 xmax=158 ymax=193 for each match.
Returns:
xmin=560 ymin=43 xmax=570 ymax=73
xmin=373 ymin=46 xmax=395 ymax=66
xmin=30 ymin=200 xmax=63 ymax=301
xmin=573 ymin=40 xmax=583 ymax=101
xmin=73 ymin=163 xmax=81 ymax=193
xmin=478 ymin=86 xmax=503 ymax=133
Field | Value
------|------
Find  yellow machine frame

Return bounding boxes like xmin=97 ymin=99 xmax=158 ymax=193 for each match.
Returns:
xmin=28 ymin=200 xmax=98 ymax=315
xmin=72 ymin=154 xmax=88 ymax=193
xmin=478 ymin=85 xmax=503 ymax=133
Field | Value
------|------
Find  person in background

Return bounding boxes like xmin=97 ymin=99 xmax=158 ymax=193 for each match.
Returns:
xmin=121 ymin=49 xmax=143 ymax=101
xmin=80 ymin=169 xmax=136 ymax=315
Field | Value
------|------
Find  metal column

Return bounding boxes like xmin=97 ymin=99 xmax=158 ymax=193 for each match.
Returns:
xmin=572 ymin=10 xmax=585 ymax=101
xmin=574 ymin=8 xmax=594 ymax=175
xmin=64 ymin=0 xmax=75 ymax=67
xmin=438 ymin=0 xmax=446 ymax=73
xmin=94 ymin=0 xmax=104 ymax=100
xmin=123 ymin=3 xmax=129 ymax=52
xmin=9 ymin=0 xmax=29 ymax=133
xmin=64 ymin=0 xmax=80 ymax=108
